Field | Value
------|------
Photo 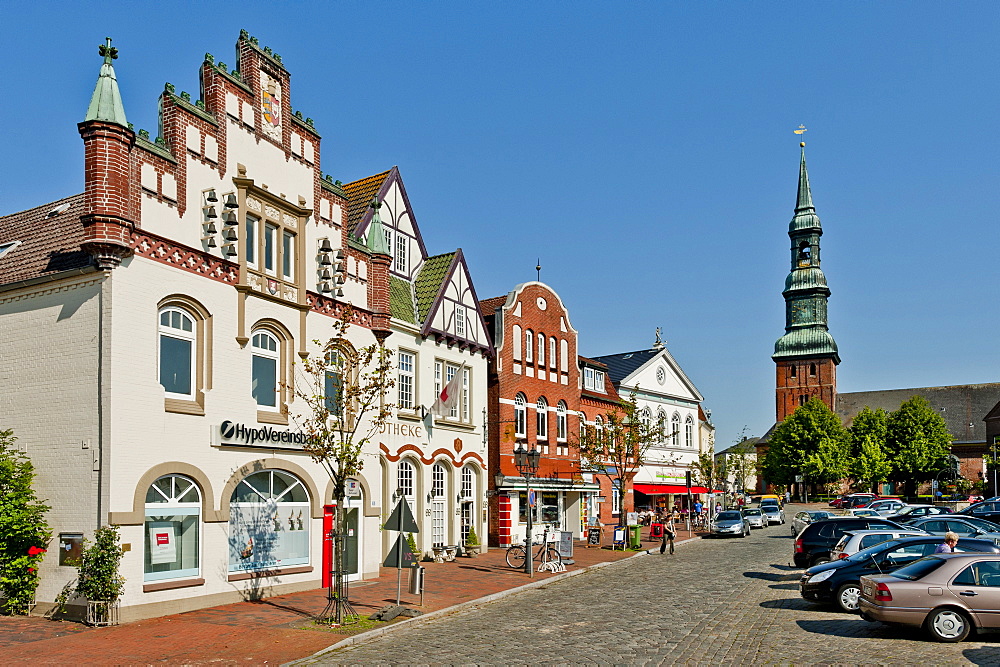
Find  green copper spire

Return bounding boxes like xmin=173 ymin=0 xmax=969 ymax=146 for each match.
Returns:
xmin=84 ymin=38 xmax=128 ymax=126
xmin=773 ymin=142 xmax=840 ymax=363
xmin=365 ymin=197 xmax=391 ymax=256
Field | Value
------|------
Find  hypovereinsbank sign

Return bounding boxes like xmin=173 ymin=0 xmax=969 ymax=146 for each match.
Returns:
xmin=218 ymin=420 xmax=308 ymax=447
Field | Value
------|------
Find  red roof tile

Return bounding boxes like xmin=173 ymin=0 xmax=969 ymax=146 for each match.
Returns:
xmin=0 ymin=194 xmax=90 ymax=286
xmin=341 ymin=169 xmax=391 ymax=236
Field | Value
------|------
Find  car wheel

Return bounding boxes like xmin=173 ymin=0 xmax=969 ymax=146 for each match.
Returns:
xmin=812 ymin=554 xmax=831 ymax=566
xmin=836 ymin=583 xmax=862 ymax=613
xmin=926 ymin=608 xmax=972 ymax=643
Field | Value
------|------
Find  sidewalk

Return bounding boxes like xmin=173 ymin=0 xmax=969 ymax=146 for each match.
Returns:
xmin=0 ymin=530 xmax=699 ymax=665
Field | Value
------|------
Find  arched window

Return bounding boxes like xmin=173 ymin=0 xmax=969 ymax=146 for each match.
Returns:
xmin=145 ymin=474 xmax=201 ymax=582
xmin=325 ymin=349 xmax=345 ymax=416
xmin=159 ymin=307 xmax=195 ymax=398
xmin=536 ymin=397 xmax=548 ymax=440
xmin=549 ymin=337 xmax=557 ymax=369
xmin=810 ymin=363 xmax=817 ymax=377
xmin=685 ymin=415 xmax=694 ymax=448
xmin=512 ymin=324 xmax=522 ymax=361
xmin=514 ymin=393 xmax=527 ymax=437
xmin=229 ymin=470 xmax=310 ymax=572
xmin=537 ymin=333 xmax=545 ymax=367
xmin=525 ymin=330 xmax=533 ymax=363
xmin=612 ymin=479 xmax=622 ymax=515
xmin=431 ymin=463 xmax=446 ymax=498
xmin=398 ymin=460 xmax=415 ymax=500
xmin=658 ymin=409 xmax=667 ymax=442
xmin=671 ymin=413 xmax=681 ymax=447
xmin=251 ymin=330 xmax=280 ymax=409
xmin=641 ymin=407 xmax=652 ymax=428
xmin=579 ymin=411 xmax=587 ymax=440
xmin=556 ymin=401 xmax=567 ymax=441
xmin=461 ymin=466 xmax=474 ymax=499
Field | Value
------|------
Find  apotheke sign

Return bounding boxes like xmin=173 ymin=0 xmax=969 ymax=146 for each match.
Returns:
xmin=219 ymin=420 xmax=308 ymax=447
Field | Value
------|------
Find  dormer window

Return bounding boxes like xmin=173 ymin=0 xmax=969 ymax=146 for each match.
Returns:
xmin=0 ymin=240 xmax=22 ymax=259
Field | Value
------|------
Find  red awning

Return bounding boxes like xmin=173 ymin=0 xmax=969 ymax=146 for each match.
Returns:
xmin=634 ymin=483 xmax=715 ymax=495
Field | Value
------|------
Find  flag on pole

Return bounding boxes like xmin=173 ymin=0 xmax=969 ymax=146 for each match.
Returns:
xmin=432 ymin=366 xmax=463 ymax=416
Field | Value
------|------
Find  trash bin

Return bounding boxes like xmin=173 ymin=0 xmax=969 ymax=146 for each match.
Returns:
xmin=408 ymin=565 xmax=425 ymax=595
xmin=628 ymin=525 xmax=642 ymax=549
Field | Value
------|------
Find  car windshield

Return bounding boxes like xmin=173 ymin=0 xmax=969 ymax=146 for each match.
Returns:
xmin=809 ymin=511 xmax=833 ymax=520
xmin=744 ymin=509 xmax=762 ymax=516
xmin=717 ymin=512 xmax=741 ymax=521
xmin=763 ymin=506 xmax=779 ymax=512
xmin=890 ymin=556 xmax=946 ymax=581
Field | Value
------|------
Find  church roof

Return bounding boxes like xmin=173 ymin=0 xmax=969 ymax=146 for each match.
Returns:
xmin=837 ymin=383 xmax=1000 ymax=445
xmin=0 ymin=193 xmax=91 ymax=287
xmin=84 ymin=38 xmax=128 ymax=126
xmin=773 ymin=329 xmax=840 ymax=363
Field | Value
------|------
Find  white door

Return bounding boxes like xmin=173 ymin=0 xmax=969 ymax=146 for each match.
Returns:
xmin=432 ymin=500 xmax=446 ymax=547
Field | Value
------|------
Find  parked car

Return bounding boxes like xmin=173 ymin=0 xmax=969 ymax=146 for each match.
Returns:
xmin=830 ymin=529 xmax=928 ymax=560
xmin=829 ymin=494 xmax=845 ymax=508
xmin=793 ymin=517 xmax=905 ymax=568
xmin=859 ymin=553 xmax=1000 ymax=641
xmin=761 ymin=504 xmax=785 ymax=525
xmin=906 ymin=516 xmax=1000 ymax=547
xmin=844 ymin=508 xmax=882 ymax=518
xmin=791 ymin=510 xmax=836 ymax=536
xmin=844 ymin=495 xmax=879 ymax=509
xmin=802 ymin=536 xmax=1000 ymax=613
xmin=867 ymin=499 xmax=908 ymax=516
xmin=742 ymin=507 xmax=767 ymax=529
xmin=753 ymin=494 xmax=783 ymax=507
xmin=712 ymin=510 xmax=751 ymax=538
xmin=885 ymin=504 xmax=952 ymax=523
xmin=958 ymin=501 xmax=1000 ymax=525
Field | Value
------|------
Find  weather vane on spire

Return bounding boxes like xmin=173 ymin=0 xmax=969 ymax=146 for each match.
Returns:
xmin=794 ymin=124 xmax=807 ymax=147
xmin=536 ymin=258 xmax=541 ymax=282
xmin=99 ymin=37 xmax=118 ymax=64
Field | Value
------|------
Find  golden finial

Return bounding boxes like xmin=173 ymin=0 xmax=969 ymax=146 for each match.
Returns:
xmin=794 ymin=124 xmax=807 ymax=147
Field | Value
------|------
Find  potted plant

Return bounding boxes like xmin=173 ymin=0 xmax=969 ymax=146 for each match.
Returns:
xmin=463 ymin=526 xmax=480 ymax=557
xmin=76 ymin=525 xmax=125 ymax=626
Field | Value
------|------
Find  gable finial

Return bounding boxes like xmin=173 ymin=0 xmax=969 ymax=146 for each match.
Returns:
xmin=99 ymin=37 xmax=118 ymax=64
xmin=653 ymin=327 xmax=664 ymax=350
xmin=535 ymin=258 xmax=541 ymax=282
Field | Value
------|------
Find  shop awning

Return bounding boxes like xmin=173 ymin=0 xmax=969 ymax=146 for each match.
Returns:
xmin=634 ymin=483 xmax=717 ymax=495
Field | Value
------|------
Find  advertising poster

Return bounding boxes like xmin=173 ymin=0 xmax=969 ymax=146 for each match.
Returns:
xmin=148 ymin=522 xmax=177 ymax=565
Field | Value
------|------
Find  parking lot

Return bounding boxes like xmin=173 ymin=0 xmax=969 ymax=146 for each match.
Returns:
xmin=309 ymin=504 xmax=1000 ymax=665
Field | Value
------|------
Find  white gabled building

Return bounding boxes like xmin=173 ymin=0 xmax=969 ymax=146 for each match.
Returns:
xmin=0 ymin=32 xmax=490 ymax=621
xmin=341 ymin=168 xmax=492 ymax=558
xmin=591 ymin=335 xmax=706 ymax=511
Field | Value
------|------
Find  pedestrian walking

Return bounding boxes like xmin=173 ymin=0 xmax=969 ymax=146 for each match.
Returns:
xmin=660 ymin=519 xmax=676 ymax=554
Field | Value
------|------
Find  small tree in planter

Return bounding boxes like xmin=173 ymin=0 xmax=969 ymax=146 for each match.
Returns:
xmin=76 ymin=526 xmax=125 ymax=626
xmin=0 ymin=429 xmax=51 ymax=615
xmin=464 ymin=526 xmax=480 ymax=557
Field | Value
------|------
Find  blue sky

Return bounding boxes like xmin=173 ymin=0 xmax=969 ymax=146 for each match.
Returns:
xmin=2 ymin=2 xmax=998 ymax=448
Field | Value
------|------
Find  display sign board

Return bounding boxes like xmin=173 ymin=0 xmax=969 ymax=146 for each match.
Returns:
xmin=613 ymin=527 xmax=627 ymax=545
xmin=148 ymin=522 xmax=177 ymax=565
xmin=626 ymin=512 xmax=639 ymax=526
xmin=345 ymin=478 xmax=361 ymax=496
xmin=557 ymin=531 xmax=574 ymax=557
xmin=587 ymin=527 xmax=602 ymax=546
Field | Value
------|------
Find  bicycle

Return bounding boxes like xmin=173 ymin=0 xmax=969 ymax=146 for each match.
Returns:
xmin=505 ymin=531 xmax=563 ymax=569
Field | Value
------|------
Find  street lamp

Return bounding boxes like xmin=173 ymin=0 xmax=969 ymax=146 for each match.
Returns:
xmin=513 ymin=445 xmax=541 ymax=576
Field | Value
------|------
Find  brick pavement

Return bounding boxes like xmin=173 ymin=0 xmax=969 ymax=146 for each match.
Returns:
xmin=0 ymin=530 xmax=673 ymax=665
xmin=304 ymin=505 xmax=1000 ymax=666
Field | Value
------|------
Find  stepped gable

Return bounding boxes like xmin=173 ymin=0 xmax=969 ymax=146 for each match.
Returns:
xmin=0 ymin=194 xmax=89 ymax=285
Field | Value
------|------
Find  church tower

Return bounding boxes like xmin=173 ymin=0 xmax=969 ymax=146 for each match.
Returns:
xmin=773 ymin=143 xmax=840 ymax=422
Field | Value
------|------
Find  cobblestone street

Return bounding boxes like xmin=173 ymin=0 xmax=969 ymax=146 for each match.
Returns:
xmin=309 ymin=510 xmax=1000 ymax=665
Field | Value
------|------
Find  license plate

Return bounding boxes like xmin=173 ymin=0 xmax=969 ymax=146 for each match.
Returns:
xmin=863 ymin=585 xmax=872 ymax=597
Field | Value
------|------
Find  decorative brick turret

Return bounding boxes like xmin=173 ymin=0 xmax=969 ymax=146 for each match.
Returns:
xmin=365 ymin=198 xmax=393 ymax=343
xmin=79 ymin=38 xmax=135 ymax=270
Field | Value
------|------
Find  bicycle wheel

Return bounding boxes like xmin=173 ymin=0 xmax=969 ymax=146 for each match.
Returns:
xmin=542 ymin=546 xmax=562 ymax=565
xmin=505 ymin=545 xmax=527 ymax=569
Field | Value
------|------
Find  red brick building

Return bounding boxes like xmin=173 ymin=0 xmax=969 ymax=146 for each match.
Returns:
xmin=481 ymin=282 xmax=610 ymax=547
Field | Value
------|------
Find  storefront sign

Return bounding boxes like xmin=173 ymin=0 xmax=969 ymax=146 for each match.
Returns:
xmin=345 ymin=478 xmax=361 ymax=497
xmin=219 ymin=421 xmax=308 ymax=447
xmin=377 ymin=422 xmax=423 ymax=438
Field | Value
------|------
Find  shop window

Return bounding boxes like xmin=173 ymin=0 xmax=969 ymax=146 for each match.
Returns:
xmin=540 ymin=492 xmax=560 ymax=527
xmin=228 ymin=470 xmax=310 ymax=573
xmin=145 ymin=474 xmax=201 ymax=582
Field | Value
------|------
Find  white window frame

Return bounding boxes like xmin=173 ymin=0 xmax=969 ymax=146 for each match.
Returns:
xmin=251 ymin=330 xmax=280 ymax=409
xmin=395 ymin=233 xmax=407 ymax=273
xmin=612 ymin=479 xmax=622 ymax=515
xmin=525 ymin=330 xmax=533 ymax=363
xmin=685 ymin=416 xmax=694 ymax=447
xmin=245 ymin=215 xmax=258 ymax=268
xmin=398 ymin=350 xmax=415 ymax=410
xmin=556 ymin=401 xmax=567 ymax=442
xmin=461 ymin=466 xmax=474 ymax=499
xmin=537 ymin=333 xmax=545 ymax=367
xmin=158 ymin=307 xmax=196 ymax=399
xmin=462 ymin=367 xmax=470 ymax=422
xmin=282 ymin=230 xmax=295 ymax=280
xmin=398 ymin=460 xmax=415 ymax=500
xmin=144 ymin=474 xmax=201 ymax=583
xmin=514 ymin=393 xmax=527 ymax=438
xmin=512 ymin=324 xmax=522 ymax=361
xmin=549 ymin=337 xmax=556 ymax=369
xmin=263 ymin=222 xmax=278 ymax=276
xmin=536 ymin=397 xmax=548 ymax=442
xmin=431 ymin=462 xmax=446 ymax=498
xmin=671 ymin=413 xmax=681 ymax=447
xmin=455 ymin=305 xmax=466 ymax=338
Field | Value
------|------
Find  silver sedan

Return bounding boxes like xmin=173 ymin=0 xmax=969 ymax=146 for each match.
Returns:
xmin=712 ymin=510 xmax=751 ymax=538
xmin=742 ymin=507 xmax=767 ymax=529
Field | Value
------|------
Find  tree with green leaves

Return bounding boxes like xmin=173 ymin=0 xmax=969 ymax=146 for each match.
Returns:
xmin=0 ymin=429 xmax=50 ymax=615
xmin=886 ymin=395 xmax=953 ymax=498
xmin=846 ymin=407 xmax=891 ymax=493
xmin=575 ymin=392 xmax=665 ymax=527
xmin=726 ymin=428 xmax=757 ymax=494
xmin=692 ymin=437 xmax=728 ymax=511
xmin=290 ymin=308 xmax=394 ymax=625
xmin=762 ymin=398 xmax=847 ymax=493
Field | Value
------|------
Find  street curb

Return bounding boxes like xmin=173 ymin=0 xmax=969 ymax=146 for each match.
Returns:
xmin=286 ymin=537 xmax=700 ymax=665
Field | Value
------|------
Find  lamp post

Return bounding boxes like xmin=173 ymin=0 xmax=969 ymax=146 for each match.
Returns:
xmin=513 ymin=445 xmax=541 ymax=577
